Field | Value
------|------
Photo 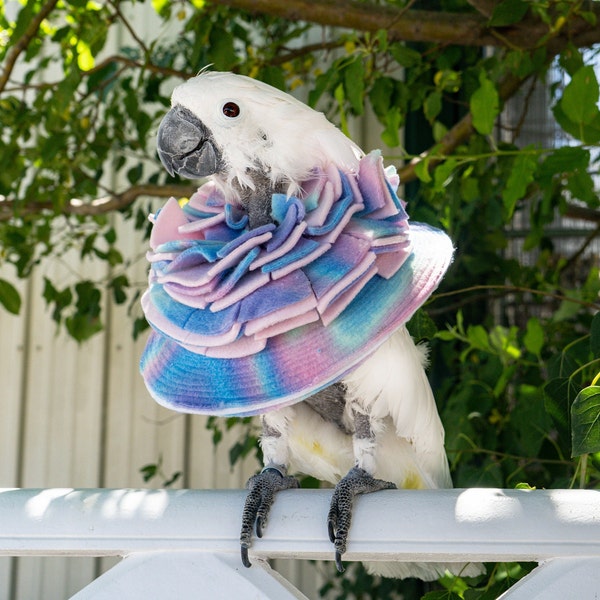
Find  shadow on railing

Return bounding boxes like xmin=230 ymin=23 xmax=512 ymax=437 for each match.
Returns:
xmin=0 ymin=488 xmax=599 ymax=599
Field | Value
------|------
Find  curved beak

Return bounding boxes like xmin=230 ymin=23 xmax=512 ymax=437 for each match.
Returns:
xmin=157 ymin=106 xmax=223 ymax=179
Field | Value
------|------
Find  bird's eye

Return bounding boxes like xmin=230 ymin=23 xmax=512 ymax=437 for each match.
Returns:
xmin=222 ymin=102 xmax=240 ymax=118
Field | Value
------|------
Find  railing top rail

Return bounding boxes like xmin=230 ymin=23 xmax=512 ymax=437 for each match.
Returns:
xmin=0 ymin=487 xmax=599 ymax=564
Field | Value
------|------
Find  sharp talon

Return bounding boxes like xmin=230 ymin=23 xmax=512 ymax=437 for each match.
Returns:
xmin=327 ymin=518 xmax=336 ymax=543
xmin=335 ymin=551 xmax=345 ymax=573
xmin=327 ymin=467 xmax=397 ymax=573
xmin=239 ymin=467 xmax=300 ymax=569
xmin=241 ymin=546 xmax=252 ymax=568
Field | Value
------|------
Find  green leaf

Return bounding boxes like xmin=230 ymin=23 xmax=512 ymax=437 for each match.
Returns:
xmin=414 ymin=157 xmax=432 ymax=183
xmin=407 ymin=309 xmax=438 ymax=342
xmin=432 ymin=120 xmax=448 ymax=142
xmin=591 ymin=312 xmax=600 ymax=358
xmin=559 ymin=45 xmax=584 ymax=76
xmin=308 ymin=69 xmax=336 ymax=108
xmin=435 ymin=330 xmax=457 ymax=342
xmin=132 ymin=316 xmax=149 ymax=340
xmin=109 ymin=274 xmax=129 ymax=305
xmin=381 ymin=106 xmax=402 ymax=147
xmin=567 ymin=169 xmax=597 ymax=207
xmin=390 ymin=44 xmax=422 ymax=68
xmin=11 ymin=1 xmax=36 ymax=43
xmin=544 ymin=377 xmax=577 ymax=433
xmin=43 ymin=278 xmax=73 ymax=324
xmin=163 ymin=470 xmax=182 ymax=488
xmin=523 ymin=317 xmax=544 ymax=356
xmin=489 ymin=0 xmax=529 ymax=26
xmin=140 ymin=463 xmax=158 ymax=482
xmin=514 ymin=482 xmax=536 ymax=490
xmin=424 ymin=91 xmax=442 ymax=123
xmin=343 ymin=59 xmax=365 ymax=115
xmin=334 ymin=83 xmax=349 ymax=136
xmin=539 ymin=146 xmax=589 ymax=182
xmin=561 ymin=66 xmax=600 ymax=125
xmin=65 ymin=281 xmax=103 ymax=341
xmin=369 ymin=76 xmax=394 ymax=119
xmin=65 ymin=313 xmax=103 ymax=342
xmin=571 ymin=386 xmax=600 ymax=457
xmin=470 ymin=73 xmax=499 ymax=135
xmin=467 ymin=324 xmax=491 ymax=352
xmin=433 ymin=158 xmax=457 ymax=193
xmin=0 ymin=278 xmax=21 ymax=314
xmin=260 ymin=66 xmax=285 ymax=91
xmin=552 ymin=101 xmax=600 ymax=144
xmin=512 ymin=384 xmax=551 ymax=456
xmin=208 ymin=26 xmax=237 ymax=71
xmin=127 ymin=163 xmax=143 ymax=185
xmin=502 ymin=151 xmax=537 ymax=218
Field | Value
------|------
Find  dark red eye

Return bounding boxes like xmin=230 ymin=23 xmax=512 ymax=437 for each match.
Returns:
xmin=222 ymin=102 xmax=240 ymax=118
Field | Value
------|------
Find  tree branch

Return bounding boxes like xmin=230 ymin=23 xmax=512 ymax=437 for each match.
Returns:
xmin=214 ymin=0 xmax=496 ymax=46
xmin=4 ymin=55 xmax=189 ymax=94
xmin=0 ymin=184 xmax=197 ymax=221
xmin=211 ymin=0 xmax=600 ymax=49
xmin=465 ymin=0 xmax=498 ymax=19
xmin=0 ymin=0 xmax=60 ymax=94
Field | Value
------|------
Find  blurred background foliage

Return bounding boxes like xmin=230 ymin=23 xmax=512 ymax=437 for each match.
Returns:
xmin=1 ymin=0 xmax=600 ymax=597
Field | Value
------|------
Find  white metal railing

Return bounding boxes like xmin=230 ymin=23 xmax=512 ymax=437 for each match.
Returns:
xmin=0 ymin=488 xmax=599 ymax=599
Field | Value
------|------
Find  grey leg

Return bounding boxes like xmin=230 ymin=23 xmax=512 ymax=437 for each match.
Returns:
xmin=327 ymin=404 xmax=396 ymax=572
xmin=240 ymin=409 xmax=299 ymax=567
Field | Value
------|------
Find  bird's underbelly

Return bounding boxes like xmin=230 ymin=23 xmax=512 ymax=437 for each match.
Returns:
xmin=286 ymin=403 xmax=433 ymax=489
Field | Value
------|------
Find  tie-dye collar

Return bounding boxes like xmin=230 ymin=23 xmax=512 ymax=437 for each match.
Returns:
xmin=140 ymin=151 xmax=453 ymax=416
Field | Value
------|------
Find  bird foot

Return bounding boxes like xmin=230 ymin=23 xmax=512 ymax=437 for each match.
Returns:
xmin=240 ymin=464 xmax=299 ymax=568
xmin=327 ymin=466 xmax=396 ymax=572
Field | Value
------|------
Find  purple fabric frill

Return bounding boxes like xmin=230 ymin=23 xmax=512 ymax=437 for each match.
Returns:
xmin=141 ymin=151 xmax=411 ymax=360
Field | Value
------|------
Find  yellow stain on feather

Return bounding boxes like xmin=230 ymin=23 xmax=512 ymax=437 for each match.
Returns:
xmin=402 ymin=471 xmax=425 ymax=490
xmin=295 ymin=435 xmax=330 ymax=460
xmin=311 ymin=440 xmax=325 ymax=456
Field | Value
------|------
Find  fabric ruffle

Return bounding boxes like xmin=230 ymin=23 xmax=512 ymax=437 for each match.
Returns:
xmin=142 ymin=151 xmax=412 ymax=360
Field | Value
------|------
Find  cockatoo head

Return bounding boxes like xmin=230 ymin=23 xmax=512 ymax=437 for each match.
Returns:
xmin=157 ymin=71 xmax=362 ymax=200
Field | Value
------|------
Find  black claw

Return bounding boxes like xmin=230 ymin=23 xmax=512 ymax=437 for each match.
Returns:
xmin=239 ymin=466 xmax=299 ymax=568
xmin=241 ymin=546 xmax=251 ymax=568
xmin=327 ymin=467 xmax=397 ymax=570
xmin=335 ymin=551 xmax=345 ymax=573
xmin=327 ymin=518 xmax=336 ymax=543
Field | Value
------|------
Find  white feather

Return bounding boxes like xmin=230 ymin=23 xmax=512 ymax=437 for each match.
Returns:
xmin=170 ymin=72 xmax=363 ymax=193
xmin=343 ymin=326 xmax=453 ymax=489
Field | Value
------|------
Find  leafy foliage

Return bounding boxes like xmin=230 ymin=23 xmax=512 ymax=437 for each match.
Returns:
xmin=1 ymin=0 xmax=600 ymax=598
xmin=139 ymin=453 xmax=183 ymax=488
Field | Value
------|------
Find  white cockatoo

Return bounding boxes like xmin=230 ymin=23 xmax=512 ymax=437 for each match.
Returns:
xmin=142 ymin=71 xmax=483 ymax=580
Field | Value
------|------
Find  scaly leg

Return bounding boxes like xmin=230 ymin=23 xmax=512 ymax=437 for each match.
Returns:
xmin=240 ymin=408 xmax=299 ymax=567
xmin=327 ymin=403 xmax=396 ymax=572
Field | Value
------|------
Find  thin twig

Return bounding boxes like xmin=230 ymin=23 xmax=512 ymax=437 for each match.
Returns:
xmin=0 ymin=184 xmax=197 ymax=220
xmin=432 ymin=284 xmax=600 ymax=311
xmin=0 ymin=0 xmax=60 ymax=94
xmin=106 ymin=0 xmax=150 ymax=57
xmin=562 ymin=222 xmax=600 ymax=272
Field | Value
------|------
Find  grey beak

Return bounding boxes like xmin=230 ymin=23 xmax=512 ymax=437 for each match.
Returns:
xmin=157 ymin=106 xmax=223 ymax=178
